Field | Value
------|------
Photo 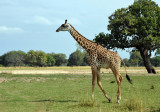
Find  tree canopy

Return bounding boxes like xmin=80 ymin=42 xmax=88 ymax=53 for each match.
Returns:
xmin=95 ymin=0 xmax=160 ymax=73
xmin=1 ymin=51 xmax=26 ymax=66
xmin=52 ymin=53 xmax=67 ymax=66
xmin=67 ymin=49 xmax=89 ymax=66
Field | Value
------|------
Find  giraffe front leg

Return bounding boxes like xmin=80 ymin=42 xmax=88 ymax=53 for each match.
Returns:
xmin=91 ymin=67 xmax=97 ymax=99
xmin=97 ymin=68 xmax=111 ymax=103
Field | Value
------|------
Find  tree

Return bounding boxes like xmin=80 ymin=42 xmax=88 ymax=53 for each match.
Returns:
xmin=68 ymin=49 xmax=89 ymax=66
xmin=81 ymin=52 xmax=89 ymax=66
xmin=26 ymin=50 xmax=37 ymax=66
xmin=129 ymin=51 xmax=143 ymax=66
xmin=68 ymin=49 xmax=84 ymax=66
xmin=123 ymin=58 xmax=131 ymax=67
xmin=155 ymin=48 xmax=160 ymax=56
xmin=52 ymin=53 xmax=67 ymax=66
xmin=0 ymin=56 xmax=3 ymax=66
xmin=36 ymin=51 xmax=47 ymax=66
xmin=46 ymin=55 xmax=55 ymax=66
xmin=151 ymin=57 xmax=160 ymax=67
xmin=2 ymin=51 xmax=26 ymax=66
xmin=95 ymin=0 xmax=160 ymax=73
xmin=26 ymin=50 xmax=47 ymax=66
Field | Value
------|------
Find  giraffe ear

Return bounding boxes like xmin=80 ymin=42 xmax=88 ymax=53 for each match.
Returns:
xmin=65 ymin=19 xmax=67 ymax=24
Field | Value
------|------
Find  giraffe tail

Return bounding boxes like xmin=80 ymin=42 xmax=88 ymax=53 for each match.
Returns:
xmin=121 ymin=59 xmax=132 ymax=84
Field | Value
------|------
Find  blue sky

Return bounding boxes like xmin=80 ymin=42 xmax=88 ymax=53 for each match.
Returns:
xmin=0 ymin=0 xmax=159 ymax=59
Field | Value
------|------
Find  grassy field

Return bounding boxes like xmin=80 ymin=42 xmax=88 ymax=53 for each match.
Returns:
xmin=0 ymin=67 xmax=160 ymax=112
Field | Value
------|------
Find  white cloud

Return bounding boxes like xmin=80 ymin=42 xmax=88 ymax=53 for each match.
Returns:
xmin=26 ymin=16 xmax=53 ymax=26
xmin=0 ymin=26 xmax=24 ymax=34
xmin=34 ymin=16 xmax=53 ymax=25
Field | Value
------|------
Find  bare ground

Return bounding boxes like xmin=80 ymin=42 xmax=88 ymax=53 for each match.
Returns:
xmin=0 ymin=67 xmax=160 ymax=75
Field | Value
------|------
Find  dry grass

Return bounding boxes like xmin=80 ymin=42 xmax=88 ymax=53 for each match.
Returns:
xmin=124 ymin=97 xmax=144 ymax=112
xmin=0 ymin=66 xmax=160 ymax=75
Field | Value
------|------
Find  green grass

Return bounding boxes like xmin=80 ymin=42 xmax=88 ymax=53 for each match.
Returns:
xmin=0 ymin=73 xmax=160 ymax=112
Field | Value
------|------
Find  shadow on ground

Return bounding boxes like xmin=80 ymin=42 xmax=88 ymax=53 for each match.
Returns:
xmin=0 ymin=99 xmax=78 ymax=103
xmin=31 ymin=99 xmax=78 ymax=103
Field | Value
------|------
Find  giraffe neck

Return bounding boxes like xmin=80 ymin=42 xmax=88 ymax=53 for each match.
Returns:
xmin=68 ymin=24 xmax=97 ymax=52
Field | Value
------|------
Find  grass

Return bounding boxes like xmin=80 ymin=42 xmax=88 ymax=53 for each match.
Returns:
xmin=0 ymin=71 xmax=160 ymax=111
xmin=124 ymin=96 xmax=144 ymax=111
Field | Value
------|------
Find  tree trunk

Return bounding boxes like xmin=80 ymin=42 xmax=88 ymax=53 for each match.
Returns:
xmin=139 ymin=48 xmax=156 ymax=74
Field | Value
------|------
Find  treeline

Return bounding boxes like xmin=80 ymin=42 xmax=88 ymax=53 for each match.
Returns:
xmin=0 ymin=49 xmax=89 ymax=67
xmin=0 ymin=49 xmax=160 ymax=67
xmin=0 ymin=50 xmax=67 ymax=67
xmin=123 ymin=51 xmax=160 ymax=67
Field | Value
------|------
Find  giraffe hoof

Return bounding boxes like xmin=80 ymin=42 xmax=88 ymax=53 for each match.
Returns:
xmin=108 ymin=98 xmax=112 ymax=103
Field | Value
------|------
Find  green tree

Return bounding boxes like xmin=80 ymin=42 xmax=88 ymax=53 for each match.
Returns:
xmin=129 ymin=51 xmax=143 ymax=66
xmin=0 ymin=56 xmax=3 ymax=66
xmin=151 ymin=57 xmax=160 ymax=67
xmin=155 ymin=48 xmax=160 ymax=56
xmin=81 ymin=52 xmax=89 ymax=66
xmin=2 ymin=51 xmax=26 ymax=66
xmin=68 ymin=49 xmax=84 ymax=66
xmin=36 ymin=51 xmax=47 ymax=66
xmin=46 ymin=55 xmax=55 ymax=66
xmin=26 ymin=50 xmax=37 ymax=66
xmin=26 ymin=50 xmax=47 ymax=66
xmin=68 ymin=50 xmax=89 ymax=66
xmin=123 ymin=58 xmax=131 ymax=67
xmin=95 ymin=0 xmax=160 ymax=73
xmin=52 ymin=53 xmax=67 ymax=66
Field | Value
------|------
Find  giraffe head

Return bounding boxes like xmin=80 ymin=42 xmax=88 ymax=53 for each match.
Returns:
xmin=56 ymin=20 xmax=71 ymax=32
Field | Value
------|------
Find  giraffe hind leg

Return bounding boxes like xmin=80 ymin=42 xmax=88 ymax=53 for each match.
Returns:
xmin=116 ymin=74 xmax=123 ymax=103
xmin=112 ymin=68 xmax=123 ymax=103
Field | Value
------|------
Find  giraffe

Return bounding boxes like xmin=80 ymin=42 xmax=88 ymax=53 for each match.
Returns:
xmin=56 ymin=20 xmax=132 ymax=103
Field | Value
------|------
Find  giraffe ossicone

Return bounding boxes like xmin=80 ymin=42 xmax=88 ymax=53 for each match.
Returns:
xmin=56 ymin=20 xmax=132 ymax=103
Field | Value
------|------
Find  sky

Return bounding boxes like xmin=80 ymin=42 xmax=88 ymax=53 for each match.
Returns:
xmin=0 ymin=0 xmax=159 ymax=59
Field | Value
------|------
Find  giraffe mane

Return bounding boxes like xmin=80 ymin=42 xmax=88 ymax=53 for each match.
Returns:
xmin=69 ymin=24 xmax=97 ymax=44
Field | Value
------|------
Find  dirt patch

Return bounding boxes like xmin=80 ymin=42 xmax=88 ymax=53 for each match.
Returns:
xmin=0 ymin=78 xmax=17 ymax=83
xmin=0 ymin=77 xmax=57 ymax=83
xmin=0 ymin=67 xmax=160 ymax=75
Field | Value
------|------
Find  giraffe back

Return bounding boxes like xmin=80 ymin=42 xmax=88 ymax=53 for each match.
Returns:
xmin=96 ymin=45 xmax=122 ymax=69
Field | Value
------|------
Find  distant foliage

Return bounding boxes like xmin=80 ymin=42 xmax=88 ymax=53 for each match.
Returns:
xmin=129 ymin=51 xmax=143 ymax=66
xmin=0 ymin=50 xmax=57 ymax=67
xmin=26 ymin=50 xmax=47 ymax=66
xmin=0 ymin=49 xmax=159 ymax=67
xmin=123 ymin=51 xmax=159 ymax=67
xmin=155 ymin=48 xmax=160 ymax=57
xmin=67 ymin=49 xmax=89 ymax=66
xmin=52 ymin=53 xmax=68 ymax=66
xmin=46 ymin=55 xmax=56 ymax=66
xmin=1 ymin=51 xmax=26 ymax=66
xmin=151 ymin=57 xmax=160 ymax=67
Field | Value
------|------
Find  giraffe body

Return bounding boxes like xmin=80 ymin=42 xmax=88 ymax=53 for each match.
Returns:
xmin=56 ymin=20 xmax=131 ymax=103
xmin=94 ymin=45 xmax=121 ymax=69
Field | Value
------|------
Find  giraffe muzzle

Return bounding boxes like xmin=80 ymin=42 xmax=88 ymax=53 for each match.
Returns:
xmin=56 ymin=29 xmax=59 ymax=32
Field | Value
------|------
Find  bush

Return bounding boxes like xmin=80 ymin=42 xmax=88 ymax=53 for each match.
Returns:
xmin=125 ymin=97 xmax=144 ymax=112
xmin=2 ymin=51 xmax=26 ymax=67
xmin=0 ymin=64 xmax=4 ymax=67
